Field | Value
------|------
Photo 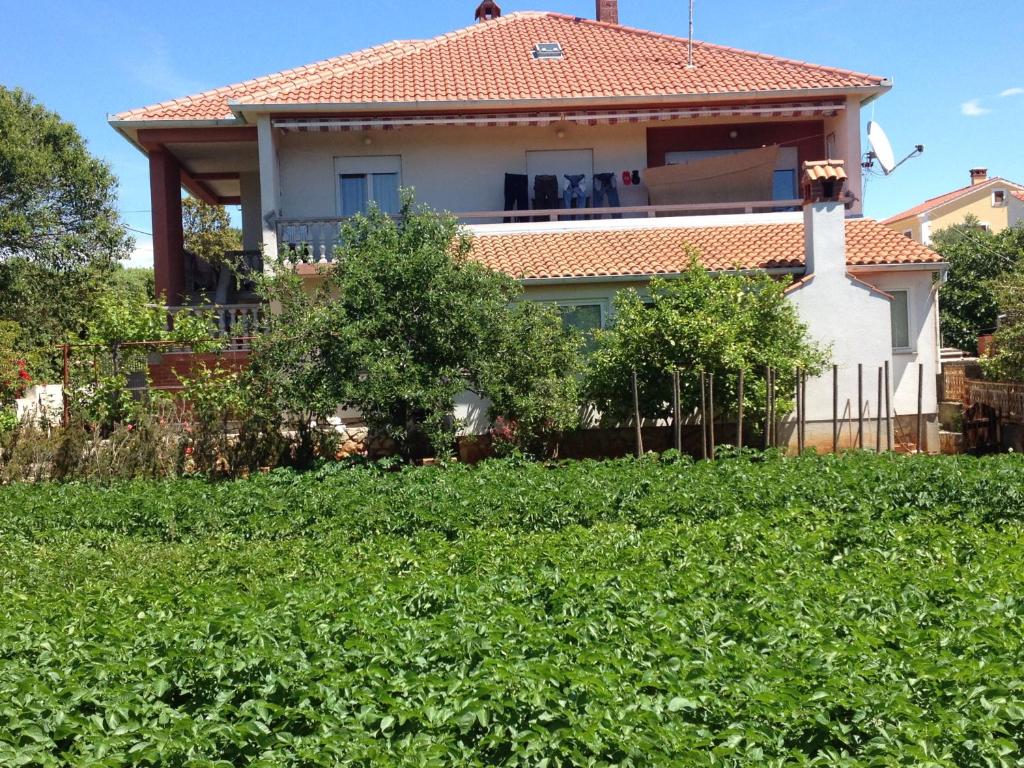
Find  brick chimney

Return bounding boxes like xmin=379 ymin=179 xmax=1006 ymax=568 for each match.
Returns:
xmin=596 ymin=0 xmax=618 ymax=24
xmin=474 ymin=0 xmax=501 ymax=22
xmin=970 ymin=168 xmax=988 ymax=186
xmin=801 ymin=160 xmax=849 ymax=279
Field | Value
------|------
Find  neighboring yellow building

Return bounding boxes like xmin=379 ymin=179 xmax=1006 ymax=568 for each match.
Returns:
xmin=883 ymin=168 xmax=1024 ymax=244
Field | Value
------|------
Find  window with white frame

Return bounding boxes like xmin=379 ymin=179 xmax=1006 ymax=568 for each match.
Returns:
xmin=334 ymin=156 xmax=402 ymax=217
xmin=993 ymin=189 xmax=1007 ymax=206
xmin=889 ymin=289 xmax=911 ymax=350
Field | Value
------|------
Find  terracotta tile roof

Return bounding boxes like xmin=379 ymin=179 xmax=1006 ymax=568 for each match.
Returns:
xmin=114 ymin=13 xmax=887 ymax=122
xmin=112 ymin=40 xmax=425 ymax=122
xmin=803 ymin=159 xmax=848 ymax=183
xmin=467 ymin=218 xmax=943 ymax=280
xmin=881 ymin=177 xmax=1024 ymax=224
xmin=1012 ymin=190 xmax=1024 ymax=203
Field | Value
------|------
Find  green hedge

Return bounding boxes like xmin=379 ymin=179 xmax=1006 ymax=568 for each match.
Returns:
xmin=2 ymin=453 xmax=1023 ymax=765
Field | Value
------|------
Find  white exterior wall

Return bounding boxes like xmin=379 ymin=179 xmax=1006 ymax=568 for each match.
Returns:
xmin=860 ymin=268 xmax=941 ymax=417
xmin=274 ymin=109 xmax=864 ymax=219
xmin=278 ymin=122 xmax=652 ymax=218
xmin=786 ymin=200 xmax=938 ymax=442
xmin=822 ymin=97 xmax=862 ymax=215
xmin=788 ymin=272 xmax=894 ymax=424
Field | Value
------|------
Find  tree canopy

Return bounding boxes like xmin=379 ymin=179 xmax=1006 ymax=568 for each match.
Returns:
xmin=250 ymin=193 xmax=582 ymax=460
xmin=182 ymin=197 xmax=241 ymax=267
xmin=932 ymin=217 xmax=1024 ymax=352
xmin=980 ymin=267 xmax=1024 ymax=382
xmin=585 ymin=256 xmax=828 ymax=425
xmin=0 ymin=87 xmax=130 ymax=353
xmin=0 ymin=86 xmax=128 ymax=271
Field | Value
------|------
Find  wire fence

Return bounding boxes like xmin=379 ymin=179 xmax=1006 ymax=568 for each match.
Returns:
xmin=628 ymin=360 xmax=932 ymax=458
xmin=52 ymin=339 xmax=254 ymax=427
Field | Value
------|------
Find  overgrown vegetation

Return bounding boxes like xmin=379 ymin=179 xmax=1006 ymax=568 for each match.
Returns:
xmin=255 ymin=193 xmax=582 ymax=460
xmin=981 ymin=267 xmax=1024 ymax=381
xmin=933 ymin=218 xmax=1024 ymax=352
xmin=1 ymin=452 xmax=1022 ymax=765
xmin=586 ymin=258 xmax=828 ymax=425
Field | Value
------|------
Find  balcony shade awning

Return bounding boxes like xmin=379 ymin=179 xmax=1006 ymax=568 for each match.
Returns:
xmin=272 ymin=101 xmax=845 ymax=132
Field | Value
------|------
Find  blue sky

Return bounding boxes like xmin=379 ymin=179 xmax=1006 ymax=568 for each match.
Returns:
xmin=3 ymin=0 xmax=1022 ymax=266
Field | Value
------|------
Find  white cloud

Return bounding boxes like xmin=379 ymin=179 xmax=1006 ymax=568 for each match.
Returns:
xmin=123 ymin=237 xmax=154 ymax=269
xmin=129 ymin=35 xmax=205 ymax=98
xmin=1000 ymin=87 xmax=1024 ymax=98
xmin=960 ymin=99 xmax=991 ymax=117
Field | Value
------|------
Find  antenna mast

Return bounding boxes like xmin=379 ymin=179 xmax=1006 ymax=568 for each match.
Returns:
xmin=687 ymin=0 xmax=696 ymax=69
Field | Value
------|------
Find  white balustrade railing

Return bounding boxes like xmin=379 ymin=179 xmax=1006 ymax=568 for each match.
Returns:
xmin=274 ymin=200 xmax=802 ymax=263
xmin=166 ymin=303 xmax=266 ymax=348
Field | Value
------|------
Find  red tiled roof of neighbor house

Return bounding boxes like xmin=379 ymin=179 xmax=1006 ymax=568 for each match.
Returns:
xmin=113 ymin=12 xmax=887 ymax=122
xmin=1012 ymin=190 xmax=1024 ymax=203
xmin=466 ymin=218 xmax=944 ymax=280
xmin=882 ymin=177 xmax=1024 ymax=224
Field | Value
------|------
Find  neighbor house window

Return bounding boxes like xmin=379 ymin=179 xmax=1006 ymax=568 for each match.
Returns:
xmin=903 ymin=229 xmax=913 ymax=239
xmin=993 ymin=190 xmax=1007 ymax=206
xmin=890 ymin=290 xmax=910 ymax=350
xmin=557 ymin=302 xmax=604 ymax=351
xmin=334 ymin=155 xmax=402 ymax=217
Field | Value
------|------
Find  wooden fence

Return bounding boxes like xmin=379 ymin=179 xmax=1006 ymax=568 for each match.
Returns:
xmin=965 ymin=379 xmax=1024 ymax=424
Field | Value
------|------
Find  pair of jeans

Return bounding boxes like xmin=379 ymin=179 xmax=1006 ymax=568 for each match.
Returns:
xmin=533 ymin=175 xmax=559 ymax=220
xmin=563 ymin=174 xmax=587 ymax=219
xmin=592 ymin=173 xmax=621 ymax=218
xmin=503 ymin=173 xmax=529 ymax=222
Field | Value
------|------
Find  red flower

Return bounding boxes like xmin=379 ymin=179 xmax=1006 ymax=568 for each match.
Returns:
xmin=184 ymin=446 xmax=194 ymax=456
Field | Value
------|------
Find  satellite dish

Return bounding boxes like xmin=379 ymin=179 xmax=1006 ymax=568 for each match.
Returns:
xmin=867 ymin=121 xmax=897 ymax=175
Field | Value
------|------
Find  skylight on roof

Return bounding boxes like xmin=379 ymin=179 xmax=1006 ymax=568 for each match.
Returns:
xmin=532 ymin=42 xmax=564 ymax=60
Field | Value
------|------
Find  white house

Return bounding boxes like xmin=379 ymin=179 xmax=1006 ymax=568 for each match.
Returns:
xmin=110 ymin=0 xmax=946 ymax=451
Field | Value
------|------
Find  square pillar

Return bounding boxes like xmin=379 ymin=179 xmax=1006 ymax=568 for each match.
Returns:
xmin=149 ymin=147 xmax=185 ymax=303
xmin=257 ymin=116 xmax=280 ymax=262
xmin=239 ymin=172 xmax=262 ymax=252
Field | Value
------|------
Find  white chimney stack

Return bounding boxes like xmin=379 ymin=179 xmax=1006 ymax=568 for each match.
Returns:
xmin=802 ymin=160 xmax=849 ymax=279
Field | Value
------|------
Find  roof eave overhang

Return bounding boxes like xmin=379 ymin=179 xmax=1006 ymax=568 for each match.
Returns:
xmin=108 ymin=116 xmax=251 ymax=158
xmin=519 ymin=266 xmax=805 ymax=286
xmin=847 ymin=261 xmax=949 ymax=273
xmin=226 ymin=84 xmax=891 ymax=117
xmin=516 ymin=259 xmax=946 ymax=285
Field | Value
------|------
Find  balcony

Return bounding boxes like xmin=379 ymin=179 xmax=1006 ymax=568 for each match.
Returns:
xmin=275 ymin=199 xmax=802 ymax=264
xmin=166 ymin=303 xmax=267 ymax=349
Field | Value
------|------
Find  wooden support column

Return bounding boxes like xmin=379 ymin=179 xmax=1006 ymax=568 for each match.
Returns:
xmin=148 ymin=147 xmax=185 ymax=303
